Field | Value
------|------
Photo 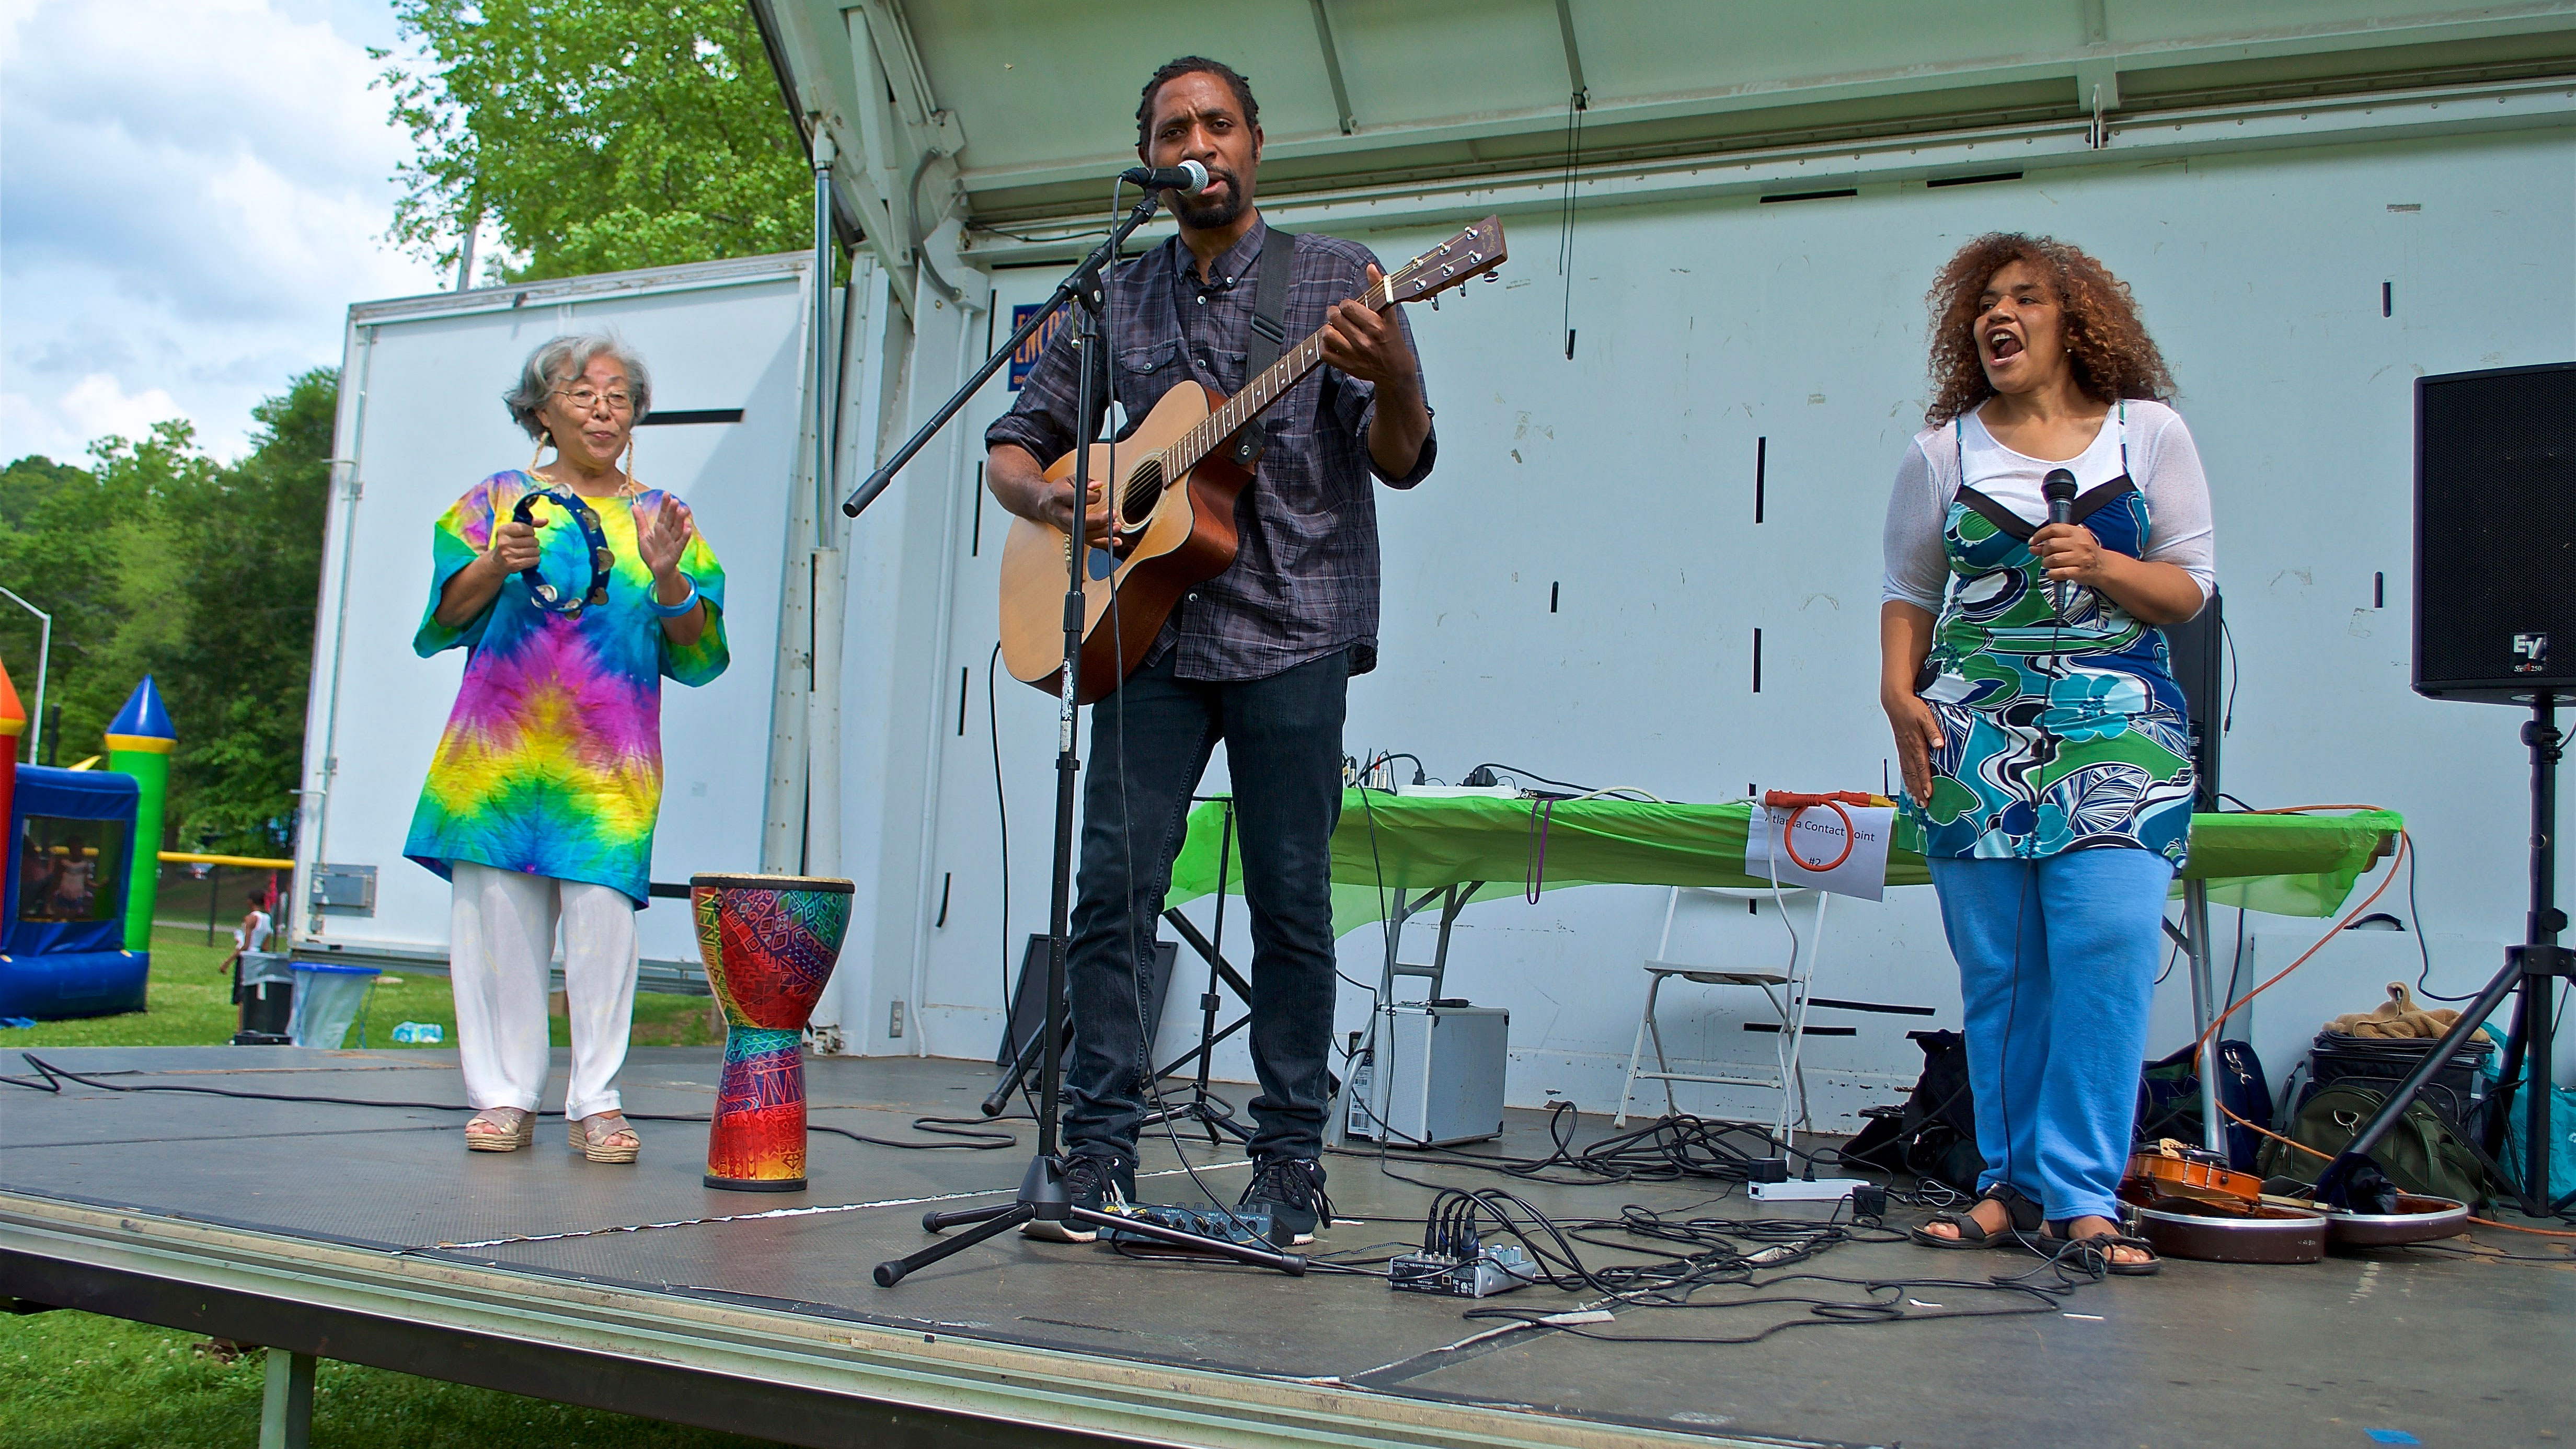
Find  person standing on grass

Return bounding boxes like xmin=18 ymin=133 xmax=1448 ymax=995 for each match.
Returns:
xmin=404 ymin=334 xmax=728 ymax=1166
xmin=215 ymin=890 xmax=272 ymax=979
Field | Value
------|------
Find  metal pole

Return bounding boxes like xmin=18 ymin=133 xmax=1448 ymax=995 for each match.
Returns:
xmin=2522 ymin=695 xmax=2561 ymax=1209
xmin=803 ymin=130 xmax=845 ymax=890
xmin=0 ymin=585 xmax=50 ymax=761
xmin=2183 ymin=879 xmax=2227 ymax=1154
xmin=258 ymin=1349 xmax=314 ymax=1449
xmin=811 ymin=132 xmax=838 ymax=547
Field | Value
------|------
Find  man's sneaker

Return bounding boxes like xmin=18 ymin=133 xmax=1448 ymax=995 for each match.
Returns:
xmin=1021 ymin=1152 xmax=1134 ymax=1243
xmin=1238 ymin=1156 xmax=1331 ymax=1246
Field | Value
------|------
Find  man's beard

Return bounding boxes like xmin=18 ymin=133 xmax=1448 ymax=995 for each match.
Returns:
xmin=1171 ymin=167 xmax=1247 ymax=230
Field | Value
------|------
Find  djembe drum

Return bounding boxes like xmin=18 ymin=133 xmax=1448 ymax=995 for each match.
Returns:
xmin=691 ymin=872 xmax=854 ymax=1191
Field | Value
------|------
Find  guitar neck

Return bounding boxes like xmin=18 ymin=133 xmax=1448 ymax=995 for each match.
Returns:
xmin=1167 ymin=285 xmax=1388 ymax=477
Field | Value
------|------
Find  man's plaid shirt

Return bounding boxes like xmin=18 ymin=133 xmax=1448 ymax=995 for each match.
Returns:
xmin=985 ymin=218 xmax=1435 ymax=681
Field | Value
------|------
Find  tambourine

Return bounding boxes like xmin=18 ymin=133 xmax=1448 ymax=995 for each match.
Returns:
xmin=511 ymin=487 xmax=614 ymax=618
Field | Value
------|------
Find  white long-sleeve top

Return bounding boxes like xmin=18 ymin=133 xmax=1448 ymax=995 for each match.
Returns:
xmin=1880 ymin=399 xmax=2215 ymax=613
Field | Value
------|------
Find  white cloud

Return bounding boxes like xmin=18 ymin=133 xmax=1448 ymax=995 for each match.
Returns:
xmin=0 ymin=0 xmax=446 ymax=463
xmin=58 ymin=374 xmax=188 ymax=445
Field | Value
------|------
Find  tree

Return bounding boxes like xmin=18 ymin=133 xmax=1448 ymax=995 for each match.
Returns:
xmin=0 ymin=433 xmax=198 ymax=766
xmin=377 ymin=0 xmax=810 ymax=282
xmin=152 ymin=370 xmax=338 ymax=853
xmin=0 ymin=371 xmax=335 ymax=855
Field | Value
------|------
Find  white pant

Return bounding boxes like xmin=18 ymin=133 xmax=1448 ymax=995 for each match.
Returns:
xmin=449 ymin=861 xmax=639 ymax=1120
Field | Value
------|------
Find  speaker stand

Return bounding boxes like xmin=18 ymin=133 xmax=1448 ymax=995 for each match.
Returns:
xmin=2317 ymin=695 xmax=2569 ymax=1213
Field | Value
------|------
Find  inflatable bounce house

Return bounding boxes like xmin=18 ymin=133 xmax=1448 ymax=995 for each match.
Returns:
xmin=0 ymin=665 xmax=169 ymax=1020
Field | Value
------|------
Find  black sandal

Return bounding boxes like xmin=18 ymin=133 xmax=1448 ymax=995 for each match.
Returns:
xmin=2045 ymin=1217 xmax=2163 ymax=1276
xmin=1910 ymin=1183 xmax=2042 ymax=1250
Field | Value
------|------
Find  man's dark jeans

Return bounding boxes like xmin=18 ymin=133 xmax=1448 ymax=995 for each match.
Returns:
xmin=1059 ymin=648 xmax=1348 ymax=1166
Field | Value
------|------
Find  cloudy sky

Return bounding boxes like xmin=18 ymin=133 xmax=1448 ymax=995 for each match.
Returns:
xmin=2 ymin=0 xmax=450 ymax=464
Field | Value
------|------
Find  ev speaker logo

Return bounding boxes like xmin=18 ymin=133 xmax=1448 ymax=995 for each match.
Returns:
xmin=2512 ymin=633 xmax=2551 ymax=674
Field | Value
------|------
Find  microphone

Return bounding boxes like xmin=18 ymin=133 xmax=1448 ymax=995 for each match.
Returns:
xmin=2041 ymin=468 xmax=2078 ymax=618
xmin=1121 ymin=160 xmax=1210 ymax=194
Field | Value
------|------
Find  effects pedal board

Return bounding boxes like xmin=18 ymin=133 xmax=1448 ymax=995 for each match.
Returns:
xmin=1097 ymin=1201 xmax=1283 ymax=1250
xmin=1387 ymin=1245 xmax=1535 ymax=1297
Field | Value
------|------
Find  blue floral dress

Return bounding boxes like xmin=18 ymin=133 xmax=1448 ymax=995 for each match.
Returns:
xmin=1908 ymin=407 xmax=2196 ymax=866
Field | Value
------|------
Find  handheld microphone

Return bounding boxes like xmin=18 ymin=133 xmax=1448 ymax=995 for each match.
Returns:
xmin=1121 ymin=160 xmax=1210 ymax=194
xmin=2041 ymin=468 xmax=2078 ymax=618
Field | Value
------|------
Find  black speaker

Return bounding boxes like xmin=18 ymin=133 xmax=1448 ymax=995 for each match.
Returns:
xmin=2161 ymin=588 xmax=2223 ymax=810
xmin=2414 ymin=362 xmax=2576 ymax=703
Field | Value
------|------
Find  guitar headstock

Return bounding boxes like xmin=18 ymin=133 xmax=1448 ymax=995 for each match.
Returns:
xmin=1379 ymin=215 xmax=1507 ymax=307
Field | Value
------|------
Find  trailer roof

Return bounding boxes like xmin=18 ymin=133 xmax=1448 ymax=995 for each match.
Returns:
xmin=753 ymin=0 xmax=2576 ymax=289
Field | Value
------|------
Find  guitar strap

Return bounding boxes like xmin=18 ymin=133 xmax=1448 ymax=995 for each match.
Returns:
xmin=1229 ymin=226 xmax=1297 ymax=469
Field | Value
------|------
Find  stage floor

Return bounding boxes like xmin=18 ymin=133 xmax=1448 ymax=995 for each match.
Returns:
xmin=3 ymin=1046 xmax=2569 ymax=1448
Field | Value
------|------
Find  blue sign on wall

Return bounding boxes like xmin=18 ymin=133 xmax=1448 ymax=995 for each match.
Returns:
xmin=1008 ymin=303 xmax=1069 ymax=390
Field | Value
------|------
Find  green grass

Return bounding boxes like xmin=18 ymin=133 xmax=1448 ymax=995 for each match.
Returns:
xmin=0 ymin=1312 xmax=773 ymax=1449
xmin=4 ymin=929 xmax=769 ymax=1447
xmin=1 ymin=926 xmax=726 ymax=1051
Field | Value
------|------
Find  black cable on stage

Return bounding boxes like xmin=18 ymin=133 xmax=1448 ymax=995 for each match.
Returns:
xmin=3 ymin=1053 xmax=1020 ymax=1151
xmin=1329 ymin=1098 xmax=1844 ymax=1188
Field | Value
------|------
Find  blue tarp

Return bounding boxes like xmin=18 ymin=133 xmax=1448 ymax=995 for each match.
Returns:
xmin=4 ymin=764 xmax=147 ymax=1017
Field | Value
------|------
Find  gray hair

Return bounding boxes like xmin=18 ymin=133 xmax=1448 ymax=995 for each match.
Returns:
xmin=503 ymin=334 xmax=652 ymax=440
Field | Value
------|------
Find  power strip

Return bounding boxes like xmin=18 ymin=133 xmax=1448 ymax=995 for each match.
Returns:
xmin=1393 ymin=784 xmax=1520 ymax=800
xmin=1746 ymin=1176 xmax=1872 ymax=1203
xmin=1387 ymin=1244 xmax=1535 ymax=1297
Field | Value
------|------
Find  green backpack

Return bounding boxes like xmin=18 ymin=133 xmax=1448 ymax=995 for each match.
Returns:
xmin=2258 ymin=1081 xmax=2489 ymax=1206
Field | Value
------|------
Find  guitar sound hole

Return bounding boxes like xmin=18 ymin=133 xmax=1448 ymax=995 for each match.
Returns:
xmin=1120 ymin=457 xmax=1164 ymax=528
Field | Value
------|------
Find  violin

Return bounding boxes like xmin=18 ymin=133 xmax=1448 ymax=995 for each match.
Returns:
xmin=2122 ymin=1141 xmax=2270 ymax=1210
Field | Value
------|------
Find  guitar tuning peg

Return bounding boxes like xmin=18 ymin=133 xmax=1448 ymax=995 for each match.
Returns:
xmin=1430 ymin=293 xmax=1439 ymax=310
xmin=1483 ymin=270 xmax=1500 ymax=282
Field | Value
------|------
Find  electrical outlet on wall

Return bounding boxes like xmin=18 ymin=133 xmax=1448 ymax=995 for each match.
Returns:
xmin=888 ymin=999 xmax=906 ymax=1040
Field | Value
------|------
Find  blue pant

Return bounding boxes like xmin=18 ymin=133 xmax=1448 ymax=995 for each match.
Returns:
xmin=1928 ymin=848 xmax=2174 ymax=1223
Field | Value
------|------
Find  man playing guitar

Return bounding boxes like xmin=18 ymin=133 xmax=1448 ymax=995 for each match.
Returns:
xmin=983 ymin=55 xmax=1435 ymax=1246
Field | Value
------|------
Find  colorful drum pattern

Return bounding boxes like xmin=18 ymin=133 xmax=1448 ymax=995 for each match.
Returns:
xmin=691 ymin=872 xmax=854 ymax=1191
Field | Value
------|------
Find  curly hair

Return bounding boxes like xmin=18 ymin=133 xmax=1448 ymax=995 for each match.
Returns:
xmin=1136 ymin=55 xmax=1258 ymax=151
xmin=1923 ymin=233 xmax=2174 ymax=427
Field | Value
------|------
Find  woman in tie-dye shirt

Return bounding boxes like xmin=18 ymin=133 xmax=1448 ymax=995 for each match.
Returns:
xmin=405 ymin=334 xmax=727 ymax=1165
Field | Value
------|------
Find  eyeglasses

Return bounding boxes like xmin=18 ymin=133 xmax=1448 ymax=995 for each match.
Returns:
xmin=554 ymin=385 xmax=633 ymax=413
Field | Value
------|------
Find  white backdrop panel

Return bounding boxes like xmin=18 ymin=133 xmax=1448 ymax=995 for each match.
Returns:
xmin=894 ymin=130 xmax=2574 ymax=1122
xmin=308 ymin=268 xmax=810 ymax=969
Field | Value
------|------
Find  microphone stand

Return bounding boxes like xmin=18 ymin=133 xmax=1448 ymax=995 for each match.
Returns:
xmin=867 ymin=186 xmax=1303 ymax=1286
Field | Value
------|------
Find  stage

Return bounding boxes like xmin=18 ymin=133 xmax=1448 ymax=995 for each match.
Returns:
xmin=3 ymin=1046 xmax=2568 ymax=1448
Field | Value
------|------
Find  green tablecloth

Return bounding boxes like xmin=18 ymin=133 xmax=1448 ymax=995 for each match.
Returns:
xmin=1166 ymin=794 xmax=2402 ymax=938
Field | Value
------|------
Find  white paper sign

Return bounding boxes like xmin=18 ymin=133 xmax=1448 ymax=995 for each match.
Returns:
xmin=1744 ymin=801 xmax=1896 ymax=902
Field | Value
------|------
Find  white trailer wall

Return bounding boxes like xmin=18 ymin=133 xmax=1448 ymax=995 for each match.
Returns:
xmin=296 ymin=256 xmax=816 ymax=978
xmin=856 ymin=127 xmax=2575 ymax=1124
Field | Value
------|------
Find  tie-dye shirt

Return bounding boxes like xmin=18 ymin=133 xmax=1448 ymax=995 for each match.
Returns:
xmin=404 ymin=470 xmax=728 ymax=905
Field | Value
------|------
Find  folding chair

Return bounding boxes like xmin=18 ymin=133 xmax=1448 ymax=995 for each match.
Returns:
xmin=1614 ymin=884 xmax=1832 ymax=1145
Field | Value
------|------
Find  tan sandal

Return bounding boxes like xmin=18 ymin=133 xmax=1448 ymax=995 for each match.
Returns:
xmin=465 ymin=1106 xmax=534 ymax=1152
xmin=569 ymin=1111 xmax=640 ymax=1164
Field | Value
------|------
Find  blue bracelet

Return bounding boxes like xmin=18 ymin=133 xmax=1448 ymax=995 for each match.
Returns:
xmin=646 ymin=577 xmax=700 ymax=618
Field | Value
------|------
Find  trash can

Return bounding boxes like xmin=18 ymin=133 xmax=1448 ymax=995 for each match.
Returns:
xmin=234 ymin=950 xmax=295 ymax=1044
xmin=289 ymin=962 xmax=381 ymax=1050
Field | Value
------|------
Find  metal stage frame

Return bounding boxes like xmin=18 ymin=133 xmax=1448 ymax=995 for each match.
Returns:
xmin=4 ymin=1047 xmax=2569 ymax=1449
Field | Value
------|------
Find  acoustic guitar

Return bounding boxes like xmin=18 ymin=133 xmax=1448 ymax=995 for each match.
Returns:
xmin=997 ymin=215 xmax=1507 ymax=703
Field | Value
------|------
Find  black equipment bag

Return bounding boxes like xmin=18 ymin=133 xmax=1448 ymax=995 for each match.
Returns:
xmin=1844 ymin=1030 xmax=1984 ymax=1191
xmin=2135 ymin=1038 xmax=2273 ymax=1170
xmin=2302 ymin=1029 xmax=2493 ymax=1136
